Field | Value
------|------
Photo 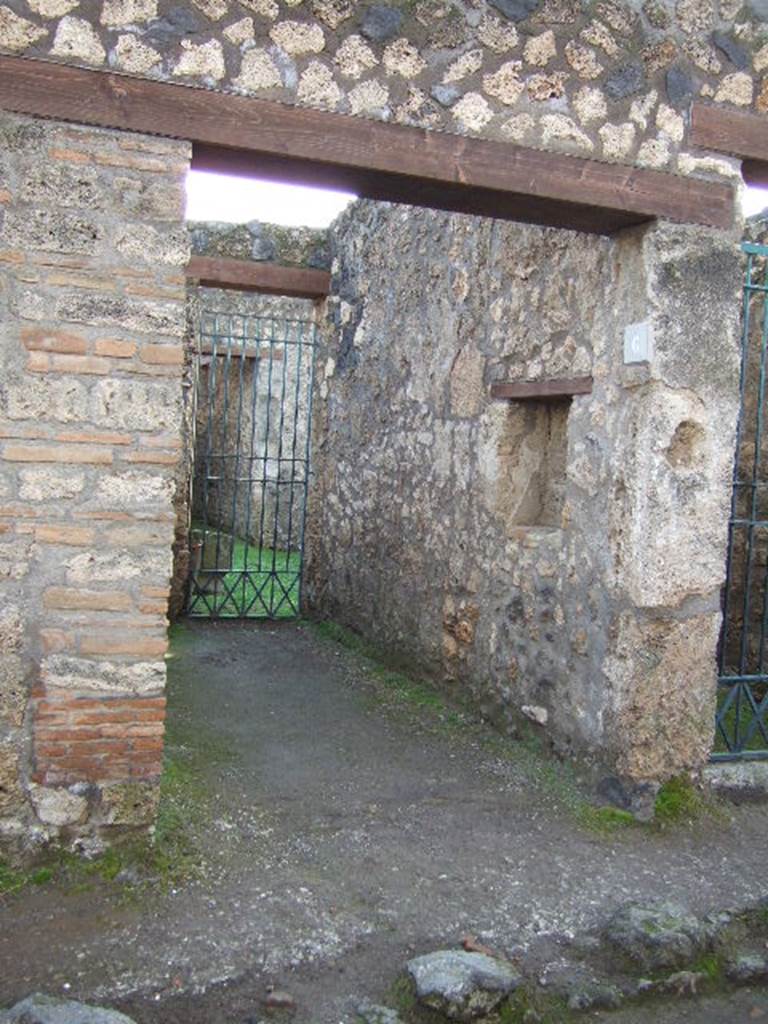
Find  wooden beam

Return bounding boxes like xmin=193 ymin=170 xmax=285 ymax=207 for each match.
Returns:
xmin=187 ymin=255 xmax=330 ymax=298
xmin=0 ymin=55 xmax=735 ymax=235
xmin=491 ymin=376 xmax=593 ymax=400
xmin=691 ymin=103 xmax=768 ymax=167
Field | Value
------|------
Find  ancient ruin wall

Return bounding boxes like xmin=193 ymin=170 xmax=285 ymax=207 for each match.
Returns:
xmin=0 ymin=0 xmax=763 ymax=186
xmin=307 ymin=200 xmax=742 ymax=800
xmin=0 ymin=111 xmax=189 ymax=847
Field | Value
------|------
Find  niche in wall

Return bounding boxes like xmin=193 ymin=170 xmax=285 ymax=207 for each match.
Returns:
xmin=496 ymin=398 xmax=570 ymax=529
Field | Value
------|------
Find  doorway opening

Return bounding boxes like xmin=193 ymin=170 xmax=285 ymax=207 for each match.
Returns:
xmin=180 ymin=171 xmax=354 ymax=619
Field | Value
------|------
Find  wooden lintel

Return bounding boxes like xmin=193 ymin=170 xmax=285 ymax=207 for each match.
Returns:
xmin=0 ymin=55 xmax=736 ymax=235
xmin=187 ymin=255 xmax=330 ymax=299
xmin=691 ymin=103 xmax=768 ymax=174
xmin=490 ymin=376 xmax=594 ymax=400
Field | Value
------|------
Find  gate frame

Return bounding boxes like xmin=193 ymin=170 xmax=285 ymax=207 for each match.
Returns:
xmin=714 ymin=239 xmax=768 ymax=762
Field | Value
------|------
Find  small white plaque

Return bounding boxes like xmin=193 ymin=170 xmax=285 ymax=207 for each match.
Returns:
xmin=623 ymin=321 xmax=653 ymax=364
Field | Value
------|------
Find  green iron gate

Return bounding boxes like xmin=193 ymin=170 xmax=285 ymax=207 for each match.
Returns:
xmin=187 ymin=309 xmax=316 ymax=619
xmin=715 ymin=240 xmax=768 ymax=760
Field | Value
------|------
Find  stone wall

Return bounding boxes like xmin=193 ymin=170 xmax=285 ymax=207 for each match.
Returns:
xmin=307 ymin=199 xmax=743 ymax=807
xmin=0 ymin=110 xmax=189 ymax=850
xmin=0 ymin=1 xmax=763 ymax=187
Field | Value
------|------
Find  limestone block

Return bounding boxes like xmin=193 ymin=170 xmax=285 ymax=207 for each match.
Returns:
xmin=270 ymin=20 xmax=326 ymax=56
xmin=66 ymin=548 xmax=172 ymax=586
xmin=444 ymin=50 xmax=483 ymax=83
xmin=233 ymin=49 xmax=282 ymax=91
xmin=524 ymin=29 xmax=556 ymax=66
xmin=482 ymin=61 xmax=524 ymax=105
xmin=604 ymin=610 xmax=721 ymax=779
xmin=382 ymin=38 xmax=427 ymax=78
xmin=51 ymin=16 xmax=106 ymax=65
xmin=29 ymin=784 xmax=88 ymax=826
xmin=112 ymin=35 xmax=163 ymax=75
xmin=93 ymin=469 xmax=175 ymax=509
xmin=452 ymin=92 xmax=493 ymax=131
xmin=334 ymin=35 xmax=378 ymax=79
xmin=714 ymin=72 xmax=754 ymax=106
xmin=27 ymin=0 xmax=79 ymax=16
xmin=0 ymin=655 xmax=28 ymax=727
xmin=0 ymin=742 xmax=25 ymax=815
xmin=100 ymin=0 xmax=158 ymax=27
xmin=348 ymin=80 xmax=390 ymax=117
xmin=99 ymin=780 xmax=161 ymax=825
xmin=476 ymin=13 xmax=518 ymax=52
xmin=173 ymin=39 xmax=226 ymax=81
xmin=114 ymin=224 xmax=190 ymax=267
xmin=614 ymin=387 xmax=735 ymax=607
xmin=42 ymin=655 xmax=166 ymax=696
xmin=0 ymin=9 xmax=47 ymax=51
xmin=20 ymin=163 xmax=101 ymax=209
xmin=573 ymin=86 xmax=607 ymax=124
xmin=55 ymin=294 xmax=186 ymax=336
xmin=2 ymin=208 xmax=101 ymax=255
xmin=297 ymin=60 xmax=343 ymax=109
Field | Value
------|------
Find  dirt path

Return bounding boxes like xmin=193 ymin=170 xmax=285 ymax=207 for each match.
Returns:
xmin=1 ymin=620 xmax=767 ymax=1023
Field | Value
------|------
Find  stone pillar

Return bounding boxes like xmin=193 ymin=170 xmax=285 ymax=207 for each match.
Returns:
xmin=596 ymin=222 xmax=743 ymax=807
xmin=0 ymin=112 xmax=190 ymax=850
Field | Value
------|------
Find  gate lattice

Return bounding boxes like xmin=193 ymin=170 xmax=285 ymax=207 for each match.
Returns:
xmin=715 ymin=241 xmax=768 ymax=760
xmin=187 ymin=309 xmax=316 ymax=619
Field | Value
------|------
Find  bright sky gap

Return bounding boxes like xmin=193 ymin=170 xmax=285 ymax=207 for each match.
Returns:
xmin=186 ymin=169 xmax=768 ymax=228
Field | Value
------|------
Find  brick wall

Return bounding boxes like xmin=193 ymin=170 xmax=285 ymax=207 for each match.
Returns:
xmin=0 ymin=111 xmax=190 ymax=847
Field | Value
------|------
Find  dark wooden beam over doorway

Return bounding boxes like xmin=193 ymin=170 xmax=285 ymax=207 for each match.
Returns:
xmin=0 ymin=54 xmax=735 ymax=235
xmin=187 ymin=255 xmax=330 ymax=299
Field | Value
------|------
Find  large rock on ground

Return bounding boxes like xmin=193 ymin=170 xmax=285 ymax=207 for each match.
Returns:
xmin=604 ymin=901 xmax=708 ymax=971
xmin=0 ymin=994 xmax=136 ymax=1024
xmin=406 ymin=950 xmax=521 ymax=1021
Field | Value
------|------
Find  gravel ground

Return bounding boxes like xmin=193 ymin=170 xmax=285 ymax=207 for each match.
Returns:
xmin=1 ymin=619 xmax=767 ymax=1023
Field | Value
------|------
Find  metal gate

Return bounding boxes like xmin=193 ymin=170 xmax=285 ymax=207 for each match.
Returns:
xmin=715 ymin=241 xmax=768 ymax=760
xmin=187 ymin=309 xmax=316 ymax=619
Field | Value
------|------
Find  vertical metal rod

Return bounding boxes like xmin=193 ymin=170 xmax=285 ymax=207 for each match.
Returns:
xmin=198 ymin=312 xmax=220 ymax=616
xmin=268 ymin=319 xmax=293 ymax=614
xmin=296 ymin=321 xmax=317 ymax=616
xmin=256 ymin=320 xmax=277 ymax=585
xmin=738 ymin=257 xmax=768 ymax=677
xmin=720 ymin=253 xmax=755 ymax=675
xmin=213 ymin=313 xmax=235 ymax=614
xmin=284 ymin=320 xmax=306 ymax=576
xmin=242 ymin=316 xmax=263 ymax=588
xmin=227 ymin=315 xmax=249 ymax=615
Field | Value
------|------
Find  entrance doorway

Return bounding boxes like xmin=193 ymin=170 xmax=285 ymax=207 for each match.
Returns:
xmin=186 ymin=307 xmax=316 ymax=619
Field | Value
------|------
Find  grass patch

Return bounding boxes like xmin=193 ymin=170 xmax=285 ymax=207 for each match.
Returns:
xmin=576 ymin=805 xmax=638 ymax=833
xmin=691 ymin=952 xmax=725 ymax=985
xmin=188 ymin=527 xmax=300 ymax=619
xmin=653 ymin=776 xmax=707 ymax=825
xmin=714 ymin=683 xmax=768 ymax=755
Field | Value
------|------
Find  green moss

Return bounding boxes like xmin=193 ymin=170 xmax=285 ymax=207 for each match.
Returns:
xmin=692 ymin=953 xmax=725 ymax=985
xmin=577 ymin=805 xmax=639 ymax=833
xmin=654 ymin=776 xmax=706 ymax=824
xmin=503 ymin=989 xmax=575 ymax=1024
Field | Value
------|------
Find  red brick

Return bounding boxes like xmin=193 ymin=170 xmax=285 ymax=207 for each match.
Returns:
xmin=79 ymin=635 xmax=168 ymax=657
xmin=94 ymin=338 xmax=137 ymax=358
xmin=44 ymin=587 xmax=132 ymax=611
xmin=21 ymin=327 xmax=88 ymax=355
xmin=4 ymin=444 xmax=113 ymax=465
xmin=36 ymin=525 xmax=95 ymax=547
